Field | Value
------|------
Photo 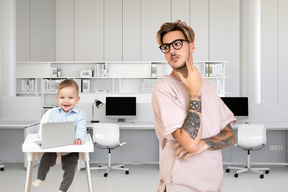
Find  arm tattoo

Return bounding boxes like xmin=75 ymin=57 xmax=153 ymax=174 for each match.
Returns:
xmin=183 ymin=97 xmax=202 ymax=140
xmin=190 ymin=100 xmax=201 ymax=113
xmin=203 ymin=124 xmax=236 ymax=150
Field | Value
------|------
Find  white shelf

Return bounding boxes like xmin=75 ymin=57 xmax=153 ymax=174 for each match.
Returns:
xmin=16 ymin=61 xmax=228 ymax=113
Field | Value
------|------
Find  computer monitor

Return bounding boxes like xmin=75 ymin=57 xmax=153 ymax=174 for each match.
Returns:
xmin=105 ymin=97 xmax=136 ymax=122
xmin=221 ymin=97 xmax=249 ymax=119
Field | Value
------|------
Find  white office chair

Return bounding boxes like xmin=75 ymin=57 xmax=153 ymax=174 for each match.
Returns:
xmin=226 ymin=124 xmax=270 ymax=179
xmin=0 ymin=161 xmax=4 ymax=171
xmin=90 ymin=123 xmax=129 ymax=177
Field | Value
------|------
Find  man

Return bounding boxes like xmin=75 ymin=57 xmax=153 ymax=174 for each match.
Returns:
xmin=151 ymin=20 xmax=237 ymax=192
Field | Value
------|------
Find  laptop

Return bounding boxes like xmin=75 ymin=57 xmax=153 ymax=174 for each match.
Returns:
xmin=35 ymin=121 xmax=75 ymax=149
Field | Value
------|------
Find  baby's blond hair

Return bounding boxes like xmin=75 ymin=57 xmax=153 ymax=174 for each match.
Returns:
xmin=57 ymin=79 xmax=79 ymax=95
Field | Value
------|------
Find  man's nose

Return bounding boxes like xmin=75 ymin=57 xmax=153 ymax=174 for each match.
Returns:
xmin=169 ymin=45 xmax=177 ymax=54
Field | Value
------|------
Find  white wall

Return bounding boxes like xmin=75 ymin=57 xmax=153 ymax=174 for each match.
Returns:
xmin=0 ymin=97 xmax=41 ymax=121
xmin=246 ymin=0 xmax=288 ymax=123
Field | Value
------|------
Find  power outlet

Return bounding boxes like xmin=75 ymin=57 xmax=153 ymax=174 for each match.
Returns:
xmin=278 ymin=145 xmax=284 ymax=151
xmin=270 ymin=145 xmax=278 ymax=150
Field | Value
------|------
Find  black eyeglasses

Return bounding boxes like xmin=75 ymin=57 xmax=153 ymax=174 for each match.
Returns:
xmin=159 ymin=39 xmax=189 ymax=53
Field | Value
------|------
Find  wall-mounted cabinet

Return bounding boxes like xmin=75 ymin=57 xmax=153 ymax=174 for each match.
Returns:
xmin=16 ymin=0 xmax=239 ymax=96
xmin=16 ymin=61 xmax=227 ymax=112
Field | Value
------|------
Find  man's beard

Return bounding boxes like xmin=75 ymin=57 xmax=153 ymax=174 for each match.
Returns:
xmin=173 ymin=61 xmax=186 ymax=70
xmin=171 ymin=49 xmax=190 ymax=70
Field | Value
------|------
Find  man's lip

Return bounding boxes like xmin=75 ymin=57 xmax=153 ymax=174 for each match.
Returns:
xmin=171 ymin=55 xmax=179 ymax=61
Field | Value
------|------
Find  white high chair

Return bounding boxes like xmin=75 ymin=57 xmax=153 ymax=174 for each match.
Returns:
xmin=22 ymin=108 xmax=94 ymax=192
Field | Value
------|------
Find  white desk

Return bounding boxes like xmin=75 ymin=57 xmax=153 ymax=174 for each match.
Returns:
xmin=22 ymin=134 xmax=94 ymax=192
xmin=87 ymin=121 xmax=154 ymax=130
xmin=0 ymin=121 xmax=39 ymax=172
xmin=232 ymin=123 xmax=288 ymax=131
xmin=0 ymin=121 xmax=155 ymax=130
xmin=0 ymin=121 xmax=38 ymax=129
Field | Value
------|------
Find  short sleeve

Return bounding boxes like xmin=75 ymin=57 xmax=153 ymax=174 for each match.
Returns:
xmin=152 ymin=85 xmax=187 ymax=140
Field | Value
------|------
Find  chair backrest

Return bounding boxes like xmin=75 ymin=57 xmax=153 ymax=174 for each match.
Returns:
xmin=37 ymin=108 xmax=58 ymax=140
xmin=92 ymin=123 xmax=120 ymax=147
xmin=237 ymin=124 xmax=267 ymax=148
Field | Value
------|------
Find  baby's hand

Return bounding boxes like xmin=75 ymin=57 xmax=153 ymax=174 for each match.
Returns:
xmin=74 ymin=139 xmax=82 ymax=145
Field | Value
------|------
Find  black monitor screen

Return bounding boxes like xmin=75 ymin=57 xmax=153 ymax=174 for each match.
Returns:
xmin=221 ymin=97 xmax=249 ymax=116
xmin=105 ymin=97 xmax=136 ymax=116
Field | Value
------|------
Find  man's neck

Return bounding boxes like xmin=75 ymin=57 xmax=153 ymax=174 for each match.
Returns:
xmin=170 ymin=67 xmax=188 ymax=79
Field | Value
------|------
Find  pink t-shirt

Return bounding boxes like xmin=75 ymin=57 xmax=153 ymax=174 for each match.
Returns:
xmin=152 ymin=75 xmax=236 ymax=192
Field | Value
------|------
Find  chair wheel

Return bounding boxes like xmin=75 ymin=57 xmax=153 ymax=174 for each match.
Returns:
xmin=125 ymin=170 xmax=129 ymax=175
xmin=226 ymin=169 xmax=230 ymax=173
xmin=260 ymin=174 xmax=264 ymax=179
xmin=104 ymin=173 xmax=108 ymax=177
xmin=0 ymin=168 xmax=4 ymax=171
xmin=265 ymin=170 xmax=269 ymax=174
xmin=234 ymin=173 xmax=238 ymax=178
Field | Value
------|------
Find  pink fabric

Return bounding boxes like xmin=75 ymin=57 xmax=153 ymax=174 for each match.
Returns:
xmin=152 ymin=75 xmax=236 ymax=192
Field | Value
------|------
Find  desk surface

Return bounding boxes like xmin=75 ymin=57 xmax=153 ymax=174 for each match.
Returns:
xmin=87 ymin=121 xmax=155 ymax=130
xmin=2 ymin=121 xmax=288 ymax=131
xmin=22 ymin=134 xmax=94 ymax=153
xmin=233 ymin=123 xmax=288 ymax=131
xmin=0 ymin=121 xmax=39 ymax=129
xmin=0 ymin=121 xmax=155 ymax=130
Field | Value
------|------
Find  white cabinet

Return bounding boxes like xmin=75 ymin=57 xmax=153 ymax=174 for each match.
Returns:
xmin=16 ymin=0 xmax=56 ymax=61
xmin=209 ymin=0 xmax=240 ymax=96
xmin=104 ymin=0 xmax=122 ymax=61
xmin=194 ymin=61 xmax=227 ymax=96
xmin=171 ymin=0 xmax=190 ymax=24
xmin=141 ymin=0 xmax=171 ymax=61
xmin=30 ymin=0 xmax=56 ymax=61
xmin=190 ymin=0 xmax=209 ymax=61
xmin=74 ymin=0 xmax=104 ymax=61
xmin=16 ymin=0 xmax=30 ymax=62
xmin=56 ymin=0 xmax=74 ymax=61
xmin=16 ymin=61 xmax=227 ymax=112
xmin=153 ymin=61 xmax=227 ymax=96
xmin=261 ymin=0 xmax=288 ymax=104
xmin=123 ymin=0 xmax=141 ymax=61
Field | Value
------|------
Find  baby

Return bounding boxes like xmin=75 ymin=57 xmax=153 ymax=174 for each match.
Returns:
xmin=32 ymin=79 xmax=86 ymax=192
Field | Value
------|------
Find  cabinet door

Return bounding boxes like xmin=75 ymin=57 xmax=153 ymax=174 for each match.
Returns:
xmin=30 ymin=0 xmax=56 ymax=61
xmin=261 ymin=0 xmax=278 ymax=103
xmin=123 ymin=0 xmax=141 ymax=61
xmin=209 ymin=0 xmax=240 ymax=96
xmin=74 ymin=0 xmax=104 ymax=61
xmin=141 ymin=0 xmax=170 ymax=61
xmin=278 ymin=0 xmax=288 ymax=103
xmin=16 ymin=0 xmax=30 ymax=62
xmin=104 ymin=0 xmax=122 ymax=61
xmin=171 ymin=0 xmax=190 ymax=24
xmin=56 ymin=0 xmax=74 ymax=61
xmin=190 ymin=0 xmax=209 ymax=61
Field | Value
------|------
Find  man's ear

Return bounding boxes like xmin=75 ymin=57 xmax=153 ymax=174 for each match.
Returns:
xmin=190 ymin=42 xmax=195 ymax=53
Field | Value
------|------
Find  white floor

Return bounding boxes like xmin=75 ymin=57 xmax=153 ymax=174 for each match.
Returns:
xmin=1 ymin=163 xmax=288 ymax=192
